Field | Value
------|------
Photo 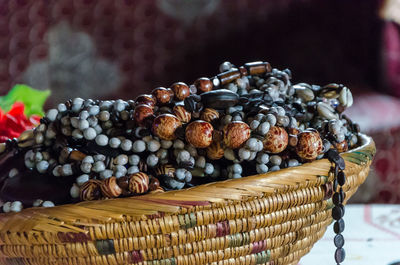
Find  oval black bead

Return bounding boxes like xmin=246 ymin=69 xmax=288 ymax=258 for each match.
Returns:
xmin=339 ymin=187 xmax=345 ymax=201
xmin=338 ymin=171 xmax=346 ymax=186
xmin=334 ymin=234 xmax=345 ymax=248
xmin=333 ymin=193 xmax=343 ymax=205
xmin=334 ymin=219 xmax=345 ymax=233
xmin=332 ymin=205 xmax=344 ymax=220
xmin=333 ymin=178 xmax=339 ymax=192
xmin=337 ymin=156 xmax=346 ymax=170
xmin=335 ymin=248 xmax=346 ymax=263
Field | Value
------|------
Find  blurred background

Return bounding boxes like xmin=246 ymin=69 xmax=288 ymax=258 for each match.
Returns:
xmin=0 ymin=0 xmax=399 ymax=203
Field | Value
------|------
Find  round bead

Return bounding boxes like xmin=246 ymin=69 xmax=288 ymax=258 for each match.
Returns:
xmin=185 ymin=120 xmax=214 ymax=148
xmin=171 ymin=82 xmax=190 ymax=101
xmin=46 ymin=109 xmax=58 ymax=121
xmin=152 ymin=114 xmax=182 ymax=141
xmin=149 ymin=177 xmax=161 ymax=191
xmin=70 ymin=184 xmax=80 ymax=198
xmin=204 ymin=163 xmax=214 ymax=175
xmin=36 ymin=160 xmax=49 ymax=173
xmin=173 ymin=105 xmax=191 ymax=123
xmin=9 ymin=168 xmax=18 ymax=178
xmin=194 ymin=77 xmax=213 ymax=93
xmin=152 ymin=87 xmax=173 ymax=104
xmin=161 ymin=140 xmax=173 ymax=149
xmin=263 ymin=126 xmax=288 ymax=154
xmin=42 ymin=201 xmax=55 ymax=207
xmin=79 ymin=119 xmax=89 ymax=131
xmin=80 ymin=180 xmax=102 ymax=201
xmin=296 ymin=130 xmax=323 ymax=160
xmin=121 ymin=139 xmax=133 ymax=151
xmin=238 ymin=148 xmax=251 ymax=160
xmin=95 ymin=134 xmax=108 ymax=146
xmin=147 ymin=140 xmax=161 ymax=152
xmin=200 ymin=108 xmax=220 ymax=123
xmin=334 ymin=140 xmax=349 ymax=153
xmin=10 ymin=201 xmax=23 ymax=212
xmin=99 ymin=111 xmax=110 ymax=121
xmin=146 ymin=154 xmax=159 ymax=167
xmin=270 ymin=155 xmax=282 ymax=166
xmin=99 ymin=170 xmax=113 ymax=180
xmin=109 ymin=137 xmax=121 ymax=148
xmin=206 ymin=141 xmax=225 ymax=160
xmin=256 ymin=163 xmax=269 ymax=174
xmin=100 ymin=177 xmax=122 ymax=198
xmin=128 ymin=172 xmax=149 ymax=194
xmin=92 ymin=161 xmax=106 ymax=172
xmin=132 ymin=140 xmax=146 ymax=153
xmin=115 ymin=154 xmax=128 ymax=165
xmin=135 ymin=94 xmax=156 ymax=109
xmin=223 ymin=121 xmax=251 ymax=149
xmin=134 ymin=104 xmax=154 ymax=126
xmin=76 ymin=174 xmax=90 ymax=186
xmin=83 ymin=127 xmax=97 ymax=140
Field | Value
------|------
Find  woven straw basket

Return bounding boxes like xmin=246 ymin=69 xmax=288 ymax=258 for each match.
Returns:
xmin=0 ymin=134 xmax=375 ymax=265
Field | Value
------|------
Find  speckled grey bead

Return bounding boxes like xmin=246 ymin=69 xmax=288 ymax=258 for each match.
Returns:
xmin=115 ymin=154 xmax=128 ymax=165
xmin=82 ymin=156 xmax=94 ymax=163
xmin=246 ymin=138 xmax=258 ymax=151
xmin=156 ymin=149 xmax=168 ymax=160
xmin=177 ymin=150 xmax=190 ymax=162
xmin=256 ymin=163 xmax=269 ymax=174
xmin=266 ymin=114 xmax=276 ymax=126
xmin=9 ymin=168 xmax=18 ymax=178
xmin=42 ymin=201 xmax=55 ymax=207
xmin=288 ymin=159 xmax=299 ymax=167
xmin=10 ymin=201 xmax=23 ymax=212
xmin=93 ymin=124 xmax=102 ymax=134
xmin=83 ymin=127 xmax=97 ymax=140
xmin=232 ymin=173 xmax=242 ymax=179
xmin=121 ymin=139 xmax=132 ymax=151
xmin=195 ymin=156 xmax=206 ymax=168
xmin=87 ymin=116 xmax=98 ymax=127
xmin=70 ymin=184 xmax=80 ymax=198
xmin=2 ymin=202 xmax=11 ymax=213
xmin=276 ymin=106 xmax=285 ymax=116
xmin=147 ymin=154 xmax=159 ymax=167
xmin=224 ymin=148 xmax=236 ymax=161
xmin=46 ymin=109 xmax=58 ymax=122
xmin=132 ymin=140 xmax=146 ymax=153
xmin=61 ymin=164 xmax=73 ymax=176
xmin=257 ymin=153 xmax=269 ymax=164
xmin=34 ymin=152 xmax=43 ymax=162
xmin=127 ymin=166 xmax=139 ymax=175
xmin=232 ymin=163 xmax=242 ymax=174
xmin=89 ymin=105 xmax=100 ymax=116
xmin=94 ymin=134 xmax=108 ymax=146
xmin=94 ymin=154 xmax=106 ymax=161
xmin=185 ymin=171 xmax=192 ymax=182
xmin=176 ymin=168 xmax=186 ymax=180
xmin=269 ymin=165 xmax=280 ymax=172
xmin=270 ymin=155 xmax=282 ymax=166
xmin=114 ymin=100 xmax=126 ymax=112
xmin=204 ymin=163 xmax=214 ymax=175
xmin=92 ymin=161 xmax=105 ymax=172
xmin=147 ymin=139 xmax=161 ymax=152
xmin=99 ymin=169 xmax=113 ymax=180
xmin=227 ymin=83 xmax=238 ymax=93
xmin=36 ymin=160 xmax=49 ymax=173
xmin=222 ymin=115 xmax=232 ymax=125
xmin=99 ymin=111 xmax=110 ymax=121
xmin=258 ymin=122 xmax=270 ymax=135
xmin=336 ymin=133 xmax=345 ymax=143
xmin=100 ymin=100 xmax=112 ymax=110
xmin=173 ymin=139 xmax=185 ymax=149
xmin=128 ymin=154 xmax=140 ymax=166
xmin=33 ymin=199 xmax=43 ymax=207
xmin=277 ymin=115 xmax=290 ymax=127
xmin=52 ymin=165 xmax=62 ymax=177
xmin=79 ymin=110 xmax=89 ymax=120
xmin=250 ymin=120 xmax=260 ymax=130
xmin=57 ymin=103 xmax=67 ymax=112
xmin=72 ymin=129 xmax=83 ymax=139
xmin=60 ymin=116 xmax=70 ymax=126
xmin=70 ymin=117 xmax=79 ymax=128
xmin=161 ymin=140 xmax=173 ymax=149
xmin=107 ymin=137 xmax=120 ymax=149
xmin=76 ymin=174 xmax=89 ymax=186
xmin=80 ymin=162 xmax=92 ymax=173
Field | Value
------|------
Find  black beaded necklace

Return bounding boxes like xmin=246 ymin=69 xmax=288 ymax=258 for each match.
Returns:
xmin=326 ymin=149 xmax=346 ymax=264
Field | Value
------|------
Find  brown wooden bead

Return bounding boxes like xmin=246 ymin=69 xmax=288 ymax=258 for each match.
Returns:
xmin=150 ymin=187 xmax=165 ymax=194
xmin=206 ymin=141 xmax=225 ymax=160
xmin=100 ymin=177 xmax=122 ymax=198
xmin=334 ymin=140 xmax=349 ymax=153
xmin=80 ymin=180 xmax=102 ymax=201
xmin=116 ymin=176 xmax=131 ymax=196
xmin=296 ymin=129 xmax=323 ymax=160
xmin=149 ymin=177 xmax=161 ymax=191
xmin=223 ymin=121 xmax=251 ymax=149
xmin=200 ymin=108 xmax=219 ymax=123
xmin=171 ymin=82 xmax=190 ymax=101
xmin=134 ymin=104 xmax=154 ymax=126
xmin=128 ymin=172 xmax=149 ymax=194
xmin=173 ymin=105 xmax=191 ymax=123
xmin=217 ymin=69 xmax=241 ymax=85
xmin=152 ymin=87 xmax=173 ymax=105
xmin=263 ymin=126 xmax=289 ymax=153
xmin=135 ymin=94 xmax=156 ymax=109
xmin=155 ymin=164 xmax=176 ymax=178
xmin=289 ymin=134 xmax=298 ymax=147
xmin=194 ymin=77 xmax=213 ymax=93
xmin=69 ymin=150 xmax=87 ymax=161
xmin=244 ymin=61 xmax=271 ymax=75
xmin=185 ymin=120 xmax=214 ymax=148
xmin=152 ymin=114 xmax=182 ymax=140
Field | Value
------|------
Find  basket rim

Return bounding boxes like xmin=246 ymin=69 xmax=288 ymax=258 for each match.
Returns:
xmin=0 ymin=134 xmax=375 ymax=229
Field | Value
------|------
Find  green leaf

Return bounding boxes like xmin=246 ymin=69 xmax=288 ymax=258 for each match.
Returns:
xmin=0 ymin=84 xmax=50 ymax=116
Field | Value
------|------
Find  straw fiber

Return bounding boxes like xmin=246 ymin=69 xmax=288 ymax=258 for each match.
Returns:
xmin=0 ymin=134 xmax=375 ymax=265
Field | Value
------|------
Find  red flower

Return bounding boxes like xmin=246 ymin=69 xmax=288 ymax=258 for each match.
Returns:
xmin=0 ymin=102 xmax=40 ymax=143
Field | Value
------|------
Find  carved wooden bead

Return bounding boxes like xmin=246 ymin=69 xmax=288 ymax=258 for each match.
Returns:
xmin=223 ymin=121 xmax=251 ymax=149
xmin=194 ymin=77 xmax=213 ymax=93
xmin=128 ymin=172 xmax=149 ymax=194
xmin=200 ymin=108 xmax=220 ymax=123
xmin=296 ymin=129 xmax=323 ymax=160
xmin=263 ymin=126 xmax=289 ymax=153
xmin=116 ymin=176 xmax=131 ymax=196
xmin=171 ymin=82 xmax=190 ymax=101
xmin=80 ymin=180 xmax=102 ymax=201
xmin=206 ymin=141 xmax=225 ymax=160
xmin=149 ymin=177 xmax=161 ymax=191
xmin=155 ymin=164 xmax=176 ymax=178
xmin=150 ymin=186 xmax=165 ymax=194
xmin=100 ymin=176 xmax=122 ymax=198
xmin=135 ymin=94 xmax=156 ymax=109
xmin=185 ymin=120 xmax=214 ymax=148
xmin=134 ymin=104 xmax=154 ymax=126
xmin=152 ymin=114 xmax=182 ymax=140
xmin=152 ymin=87 xmax=173 ymax=105
xmin=334 ymin=140 xmax=349 ymax=153
xmin=173 ymin=105 xmax=192 ymax=123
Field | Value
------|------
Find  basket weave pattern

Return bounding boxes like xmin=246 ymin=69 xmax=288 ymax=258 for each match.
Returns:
xmin=0 ymin=135 xmax=375 ymax=265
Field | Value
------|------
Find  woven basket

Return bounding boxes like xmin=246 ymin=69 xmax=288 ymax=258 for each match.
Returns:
xmin=0 ymin=134 xmax=375 ymax=265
